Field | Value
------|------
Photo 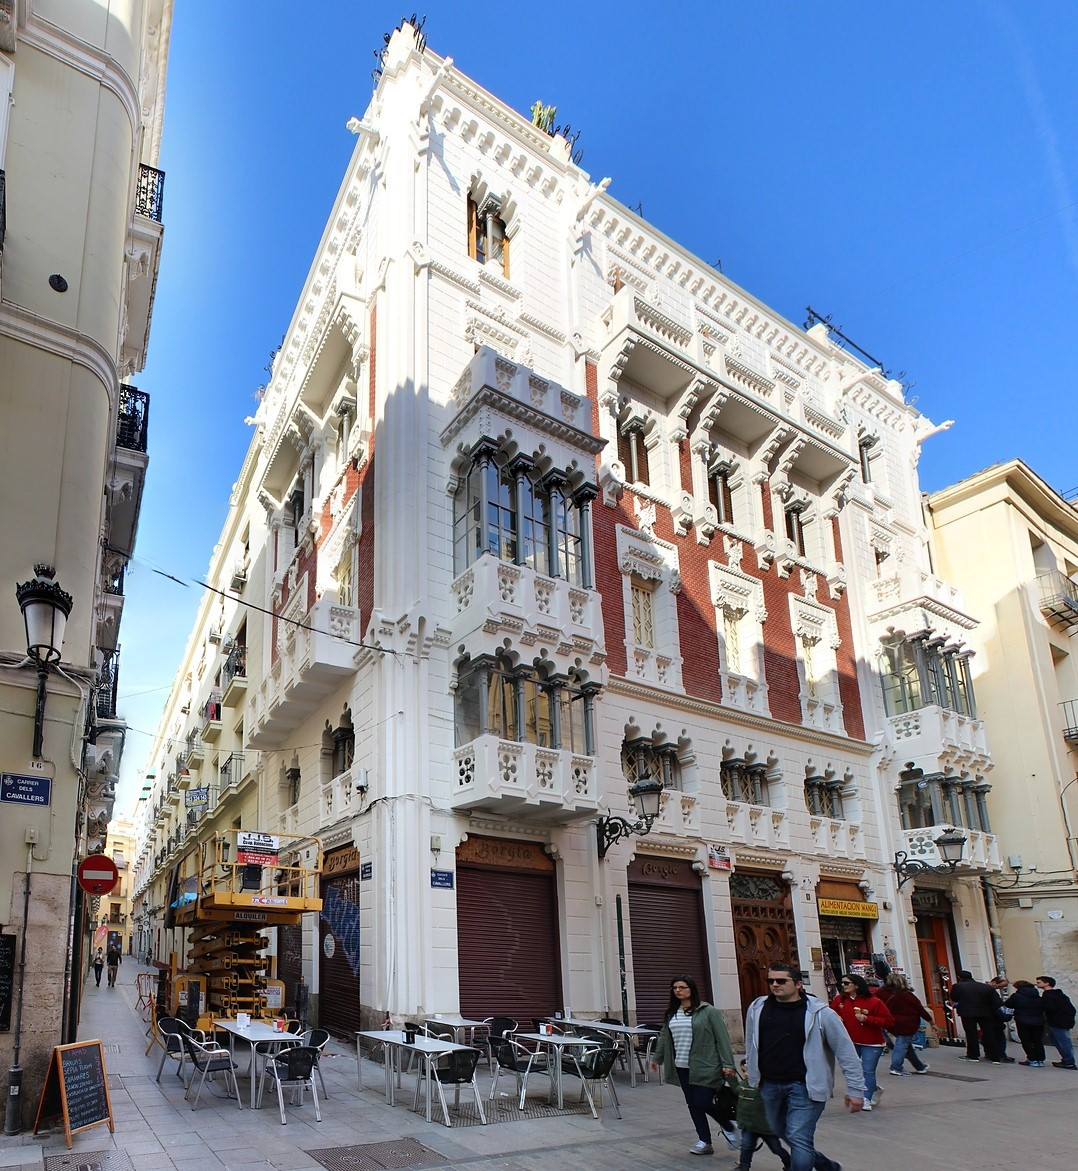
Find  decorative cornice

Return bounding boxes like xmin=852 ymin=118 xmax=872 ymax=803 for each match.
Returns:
xmin=603 ymin=675 xmax=874 ymax=756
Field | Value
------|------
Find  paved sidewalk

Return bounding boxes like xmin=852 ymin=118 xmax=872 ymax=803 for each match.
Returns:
xmin=1 ymin=963 xmax=1076 ymax=1169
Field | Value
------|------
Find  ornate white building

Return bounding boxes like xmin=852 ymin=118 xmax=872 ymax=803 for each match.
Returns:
xmin=133 ymin=21 xmax=1001 ymax=1040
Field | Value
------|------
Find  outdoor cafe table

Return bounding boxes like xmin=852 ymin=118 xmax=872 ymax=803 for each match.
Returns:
xmin=356 ymin=1030 xmax=480 ymax=1124
xmin=516 ymin=1031 xmax=593 ymax=1110
xmin=212 ymin=1018 xmax=296 ymax=1108
xmin=421 ymin=1014 xmax=487 ymax=1044
xmin=558 ymin=1017 xmax=660 ymax=1087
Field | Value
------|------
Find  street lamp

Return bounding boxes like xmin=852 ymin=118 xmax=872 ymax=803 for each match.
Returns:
xmin=596 ymin=777 xmax=664 ymax=858
xmin=15 ymin=564 xmax=73 ymax=758
xmin=894 ymin=827 xmax=968 ymax=889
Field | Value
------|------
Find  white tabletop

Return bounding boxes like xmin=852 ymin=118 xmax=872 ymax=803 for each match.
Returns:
xmin=355 ymin=1030 xmax=470 ymax=1054
xmin=422 ymin=1014 xmax=486 ymax=1028
xmin=560 ymin=1017 xmax=658 ymax=1036
xmin=214 ymin=1019 xmax=290 ymax=1042
xmin=517 ymin=1031 xmax=592 ymax=1047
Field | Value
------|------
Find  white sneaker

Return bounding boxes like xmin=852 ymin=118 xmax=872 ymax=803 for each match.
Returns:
xmin=861 ymin=1101 xmax=873 ymax=1111
xmin=913 ymin=1063 xmax=930 ymax=1074
xmin=690 ymin=1140 xmax=714 ymax=1155
xmin=870 ymin=1088 xmax=883 ymax=1105
xmin=719 ymin=1125 xmax=739 ymax=1148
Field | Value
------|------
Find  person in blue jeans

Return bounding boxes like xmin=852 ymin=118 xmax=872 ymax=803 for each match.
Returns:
xmin=744 ymin=963 xmax=865 ymax=1171
xmin=829 ymin=973 xmax=894 ymax=1110
xmin=1036 ymin=976 xmax=1077 ymax=1069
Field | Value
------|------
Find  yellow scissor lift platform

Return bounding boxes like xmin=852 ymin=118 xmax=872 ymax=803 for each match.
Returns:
xmin=170 ymin=829 xmax=322 ymax=1027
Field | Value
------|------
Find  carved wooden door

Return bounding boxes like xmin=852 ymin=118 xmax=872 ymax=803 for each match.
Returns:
xmin=731 ymin=873 xmax=799 ymax=1018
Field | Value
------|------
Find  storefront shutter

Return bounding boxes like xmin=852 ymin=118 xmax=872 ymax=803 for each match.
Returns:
xmin=318 ymin=871 xmax=362 ymax=1037
xmin=456 ymin=865 xmax=561 ymax=1025
xmin=628 ymin=881 xmax=711 ymax=1026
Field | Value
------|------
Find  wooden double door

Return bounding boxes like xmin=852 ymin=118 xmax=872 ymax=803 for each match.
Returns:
xmin=731 ymin=872 xmax=799 ymax=1019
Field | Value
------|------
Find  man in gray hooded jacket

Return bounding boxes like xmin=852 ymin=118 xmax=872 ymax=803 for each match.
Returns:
xmin=745 ymin=962 xmax=864 ymax=1171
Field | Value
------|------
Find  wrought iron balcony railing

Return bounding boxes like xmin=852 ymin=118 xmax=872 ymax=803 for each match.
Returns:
xmin=117 ymin=385 xmax=150 ymax=453
xmin=97 ymin=648 xmax=120 ymax=720
xmin=223 ymin=643 xmax=247 ymax=689
xmin=1038 ymin=570 xmax=1078 ymax=630
xmin=135 ymin=163 xmax=165 ymax=224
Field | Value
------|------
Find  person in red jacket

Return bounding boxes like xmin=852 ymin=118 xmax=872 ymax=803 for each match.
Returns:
xmin=881 ymin=973 xmax=932 ymax=1076
xmin=830 ymin=973 xmax=894 ymax=1110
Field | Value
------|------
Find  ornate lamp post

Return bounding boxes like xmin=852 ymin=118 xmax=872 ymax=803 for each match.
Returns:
xmin=15 ymin=564 xmax=73 ymax=757
xmin=596 ymin=777 xmax=664 ymax=858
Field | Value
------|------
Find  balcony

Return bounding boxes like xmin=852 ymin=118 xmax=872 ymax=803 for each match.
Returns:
xmin=450 ymin=557 xmax=601 ymax=658
xmin=720 ymin=801 xmax=789 ymax=851
xmin=222 ymin=644 xmax=247 ymax=706
xmin=451 ymin=734 xmax=599 ymax=822
xmin=887 ymin=705 xmax=990 ymax=772
xmin=218 ymin=752 xmax=245 ymax=792
xmin=1039 ymin=571 xmax=1078 ymax=631
xmin=809 ymin=816 xmax=867 ymax=861
xmin=599 ymin=284 xmax=696 ymax=399
xmin=109 ymin=385 xmax=150 ymax=558
xmin=96 ymin=648 xmax=120 ymax=721
xmin=122 ymin=164 xmax=166 ymax=374
xmin=200 ymin=697 xmax=222 ymax=743
xmin=900 ymin=824 xmax=1000 ymax=873
xmin=1060 ymin=700 xmax=1078 ymax=744
xmin=185 ymin=728 xmax=204 ymax=765
xmin=249 ymin=598 xmax=357 ymax=747
xmin=867 ymin=566 xmax=975 ymax=638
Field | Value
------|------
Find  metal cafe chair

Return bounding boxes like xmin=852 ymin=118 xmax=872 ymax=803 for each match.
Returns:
xmin=182 ymin=1035 xmax=243 ymax=1110
xmin=560 ymin=1045 xmax=622 ymax=1119
xmin=155 ymin=1016 xmax=204 ymax=1083
xmin=489 ymin=1037 xmax=551 ymax=1110
xmin=480 ymin=1015 xmax=517 ymax=1066
xmin=258 ymin=1045 xmax=322 ymax=1125
xmin=414 ymin=1046 xmax=486 ymax=1125
xmin=297 ymin=1027 xmax=331 ymax=1097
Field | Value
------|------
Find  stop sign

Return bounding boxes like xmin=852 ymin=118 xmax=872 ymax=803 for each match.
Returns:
xmin=77 ymin=854 xmax=119 ymax=896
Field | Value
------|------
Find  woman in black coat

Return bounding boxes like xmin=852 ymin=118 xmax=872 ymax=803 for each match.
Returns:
xmin=1005 ymin=980 xmax=1047 ymax=1066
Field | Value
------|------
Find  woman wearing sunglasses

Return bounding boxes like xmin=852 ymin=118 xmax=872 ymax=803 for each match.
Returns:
xmin=830 ymin=974 xmax=894 ymax=1110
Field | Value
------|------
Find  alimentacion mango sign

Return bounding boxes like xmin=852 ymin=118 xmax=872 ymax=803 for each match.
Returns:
xmin=817 ymin=898 xmax=879 ymax=919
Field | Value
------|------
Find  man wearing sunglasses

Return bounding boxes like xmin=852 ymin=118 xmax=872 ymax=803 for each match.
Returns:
xmin=744 ymin=962 xmax=864 ymax=1171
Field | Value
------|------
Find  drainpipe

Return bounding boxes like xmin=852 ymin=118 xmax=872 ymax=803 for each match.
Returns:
xmin=4 ymin=847 xmax=34 ymax=1134
xmin=980 ymin=876 xmax=1007 ymax=978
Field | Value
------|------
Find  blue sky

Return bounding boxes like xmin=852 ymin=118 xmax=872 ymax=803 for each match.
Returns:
xmin=115 ymin=0 xmax=1078 ymax=810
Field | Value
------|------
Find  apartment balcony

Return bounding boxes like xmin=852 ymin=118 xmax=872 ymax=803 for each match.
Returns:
xmin=451 ymin=734 xmax=599 ymax=822
xmin=185 ymin=728 xmax=204 ymax=765
xmin=109 ymin=385 xmax=150 ymax=558
xmin=900 ymin=825 xmax=1000 ymax=873
xmin=249 ymin=599 xmax=357 ymax=747
xmin=1038 ymin=571 xmax=1078 ymax=631
xmin=222 ymin=643 xmax=247 ymax=706
xmin=200 ymin=697 xmax=222 ymax=743
xmin=599 ymin=284 xmax=696 ymax=399
xmin=1060 ymin=700 xmax=1078 ymax=744
xmin=450 ymin=557 xmax=602 ymax=661
xmin=96 ymin=648 xmax=120 ymax=721
xmin=809 ymin=816 xmax=868 ymax=861
xmin=650 ymin=788 xmax=701 ymax=838
xmin=720 ymin=801 xmax=789 ymax=852
xmin=122 ymin=164 xmax=166 ymax=374
xmin=888 ymin=705 xmax=990 ymax=771
xmin=867 ymin=566 xmax=975 ymax=639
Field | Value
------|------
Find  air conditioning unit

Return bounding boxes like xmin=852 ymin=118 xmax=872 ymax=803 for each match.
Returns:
xmin=208 ymin=626 xmax=222 ymax=644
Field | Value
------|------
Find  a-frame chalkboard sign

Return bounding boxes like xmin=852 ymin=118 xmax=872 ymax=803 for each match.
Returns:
xmin=33 ymin=1039 xmax=115 ymax=1148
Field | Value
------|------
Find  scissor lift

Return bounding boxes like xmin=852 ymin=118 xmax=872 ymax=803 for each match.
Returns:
xmin=170 ymin=830 xmax=322 ymax=1026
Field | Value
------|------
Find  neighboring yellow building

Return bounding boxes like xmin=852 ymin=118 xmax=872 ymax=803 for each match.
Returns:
xmin=98 ymin=817 xmax=137 ymax=957
xmin=928 ymin=461 xmax=1078 ymax=985
xmin=0 ymin=1 xmax=171 ymax=1127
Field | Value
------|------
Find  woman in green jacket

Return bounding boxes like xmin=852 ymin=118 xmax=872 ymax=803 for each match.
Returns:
xmin=653 ymin=974 xmax=738 ymax=1156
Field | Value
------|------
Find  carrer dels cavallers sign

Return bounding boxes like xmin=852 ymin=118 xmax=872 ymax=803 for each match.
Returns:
xmin=817 ymin=898 xmax=879 ymax=920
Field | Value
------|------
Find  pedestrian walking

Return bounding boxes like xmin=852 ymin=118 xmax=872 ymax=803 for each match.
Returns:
xmin=830 ymin=973 xmax=893 ymax=1109
xmin=881 ymin=973 xmax=932 ymax=1076
xmin=1005 ymin=980 xmax=1047 ymax=1067
xmin=744 ymin=961 xmax=865 ymax=1171
xmin=1035 ymin=975 xmax=1077 ymax=1069
xmin=106 ymin=942 xmax=122 ymax=988
xmin=949 ymin=970 xmax=1005 ymax=1063
xmin=652 ymin=974 xmax=739 ymax=1156
xmin=92 ymin=948 xmax=104 ymax=987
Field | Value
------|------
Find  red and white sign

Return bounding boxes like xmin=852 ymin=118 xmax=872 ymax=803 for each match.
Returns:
xmin=77 ymin=854 xmax=119 ymax=896
xmin=235 ymin=831 xmax=279 ymax=866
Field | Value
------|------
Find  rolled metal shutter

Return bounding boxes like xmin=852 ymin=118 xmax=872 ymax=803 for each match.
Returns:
xmin=318 ymin=871 xmax=362 ymax=1037
xmin=456 ymin=865 xmax=561 ymax=1025
xmin=628 ymin=879 xmax=711 ymax=1025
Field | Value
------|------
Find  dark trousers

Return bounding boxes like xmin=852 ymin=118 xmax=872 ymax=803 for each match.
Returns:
xmin=675 ymin=1066 xmax=728 ymax=1145
xmin=960 ymin=1015 xmax=1003 ymax=1061
xmin=1016 ymin=1022 xmax=1046 ymax=1062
